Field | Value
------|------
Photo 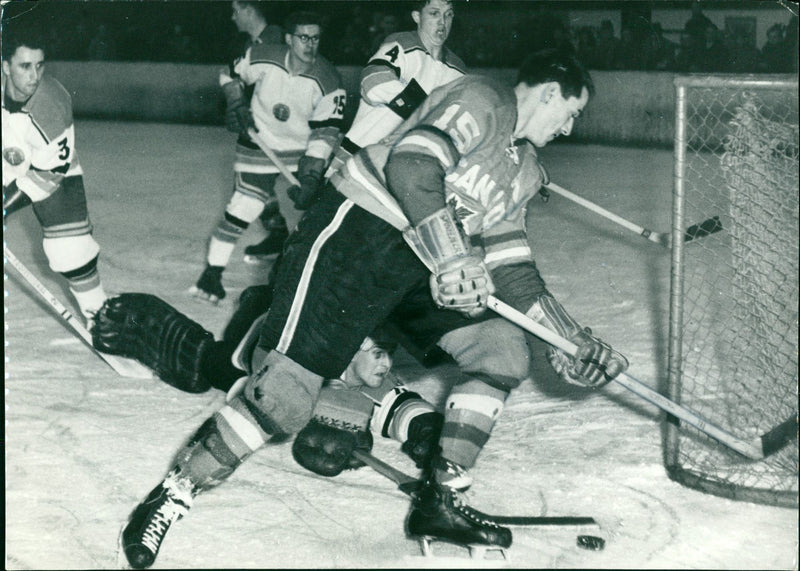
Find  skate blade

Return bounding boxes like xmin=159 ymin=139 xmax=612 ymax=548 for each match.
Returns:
xmin=418 ymin=536 xmax=510 ymax=562
xmin=117 ymin=524 xmax=133 ymax=570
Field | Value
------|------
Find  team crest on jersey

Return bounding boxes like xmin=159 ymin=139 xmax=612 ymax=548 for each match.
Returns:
xmin=273 ymin=104 xmax=291 ymax=122
xmin=3 ymin=146 xmax=26 ymax=167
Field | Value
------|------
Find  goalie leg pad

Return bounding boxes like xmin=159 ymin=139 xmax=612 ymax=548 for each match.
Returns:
xmin=92 ymin=293 xmax=214 ymax=392
xmin=243 ymin=350 xmax=324 ymax=435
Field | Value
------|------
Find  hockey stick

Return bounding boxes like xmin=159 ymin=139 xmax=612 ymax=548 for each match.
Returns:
xmin=352 ymin=449 xmax=600 ymax=529
xmin=247 ymin=128 xmax=301 ymax=187
xmin=4 ymin=246 xmax=152 ymax=379
xmin=545 ymin=182 xmax=722 ymax=248
xmin=487 ymin=296 xmax=798 ymax=461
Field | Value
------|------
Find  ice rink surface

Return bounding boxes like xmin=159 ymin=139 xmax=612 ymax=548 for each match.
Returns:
xmin=5 ymin=121 xmax=798 ymax=569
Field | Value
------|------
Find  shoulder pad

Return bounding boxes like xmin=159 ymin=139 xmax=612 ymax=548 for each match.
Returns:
xmin=24 ymin=76 xmax=73 ymax=143
xmin=384 ymin=31 xmax=423 ymax=52
xmin=249 ymin=43 xmax=288 ymax=66
xmin=443 ymin=48 xmax=468 ymax=74
xmin=306 ymin=56 xmax=344 ymax=94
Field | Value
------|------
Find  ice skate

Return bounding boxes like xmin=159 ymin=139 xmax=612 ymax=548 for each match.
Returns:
xmin=407 ymin=480 xmax=512 ymax=560
xmin=119 ymin=471 xmax=195 ymax=569
xmin=242 ymin=225 xmax=289 ymax=264
xmin=190 ymin=264 xmax=226 ymax=304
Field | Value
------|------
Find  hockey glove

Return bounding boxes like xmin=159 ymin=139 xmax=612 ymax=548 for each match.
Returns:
xmin=292 ymin=419 xmax=374 ymax=477
xmin=3 ymin=181 xmax=32 ymax=218
xmin=287 ymin=155 xmax=326 ymax=210
xmin=222 ymin=80 xmax=254 ymax=135
xmin=92 ymin=293 xmax=215 ymax=392
xmin=529 ymin=294 xmax=628 ymax=388
xmin=401 ymin=412 xmax=443 ymax=469
xmin=413 ymin=206 xmax=495 ymax=318
xmin=547 ymin=328 xmax=628 ymax=388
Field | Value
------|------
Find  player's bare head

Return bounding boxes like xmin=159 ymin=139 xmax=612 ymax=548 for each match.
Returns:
xmin=514 ymin=49 xmax=593 ymax=147
xmin=284 ymin=11 xmax=323 ymax=64
xmin=346 ymin=327 xmax=397 ymax=389
xmin=412 ymin=0 xmax=455 ymax=48
xmin=1 ymin=19 xmax=46 ymax=102
xmin=1 ymin=17 xmax=46 ymax=63
xmin=231 ymin=1 xmax=267 ymax=34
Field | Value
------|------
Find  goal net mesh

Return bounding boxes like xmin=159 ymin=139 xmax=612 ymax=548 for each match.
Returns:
xmin=666 ymin=76 xmax=798 ymax=508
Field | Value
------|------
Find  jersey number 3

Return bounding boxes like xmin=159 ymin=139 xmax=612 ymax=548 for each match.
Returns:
xmin=57 ymin=137 xmax=71 ymax=161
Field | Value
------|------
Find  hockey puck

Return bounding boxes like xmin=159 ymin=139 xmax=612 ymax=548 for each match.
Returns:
xmin=577 ymin=535 xmax=605 ymax=551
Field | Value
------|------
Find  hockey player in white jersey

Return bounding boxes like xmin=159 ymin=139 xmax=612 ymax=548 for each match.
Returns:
xmin=2 ymin=23 xmax=107 ymax=322
xmin=243 ymin=0 xmax=467 ymax=263
xmin=114 ymin=49 xmax=628 ymax=567
xmin=191 ymin=10 xmax=346 ymax=303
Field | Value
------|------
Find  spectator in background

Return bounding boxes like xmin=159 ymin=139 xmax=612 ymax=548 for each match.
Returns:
xmin=683 ymin=1 xmax=715 ymax=62
xmin=166 ymin=24 xmax=202 ymax=63
xmin=615 ymin=24 xmax=643 ymax=70
xmin=673 ymin=29 xmax=698 ymax=72
xmin=643 ymin=23 xmax=677 ymax=71
xmin=725 ymin=30 xmax=760 ymax=74
xmin=575 ymin=26 xmax=599 ymax=70
xmin=698 ymin=25 xmax=728 ymax=72
xmin=759 ymin=23 xmax=791 ymax=73
xmin=595 ymin=19 xmax=620 ymax=70
xmin=87 ymin=23 xmax=118 ymax=60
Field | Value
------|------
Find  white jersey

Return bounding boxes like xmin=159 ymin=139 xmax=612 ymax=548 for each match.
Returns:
xmin=225 ymin=43 xmax=346 ymax=174
xmin=2 ymin=75 xmax=83 ymax=201
xmin=326 ymin=30 xmax=466 ymax=178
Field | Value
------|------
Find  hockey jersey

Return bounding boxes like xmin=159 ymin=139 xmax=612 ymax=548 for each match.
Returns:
xmin=2 ymin=75 xmax=83 ymax=201
xmin=314 ymin=372 xmax=436 ymax=443
xmin=330 ymin=74 xmax=550 ymax=313
xmin=224 ymin=43 xmax=346 ymax=174
xmin=326 ymin=30 xmax=466 ymax=178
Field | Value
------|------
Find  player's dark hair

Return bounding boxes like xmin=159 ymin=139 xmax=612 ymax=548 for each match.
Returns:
xmin=517 ymin=48 xmax=595 ymax=100
xmin=410 ymin=0 xmax=454 ymax=13
xmin=367 ymin=325 xmax=399 ymax=356
xmin=284 ymin=11 xmax=324 ymax=35
xmin=1 ymin=18 xmax=46 ymax=62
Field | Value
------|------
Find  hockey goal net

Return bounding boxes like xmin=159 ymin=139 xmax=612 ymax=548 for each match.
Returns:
xmin=666 ymin=75 xmax=798 ymax=508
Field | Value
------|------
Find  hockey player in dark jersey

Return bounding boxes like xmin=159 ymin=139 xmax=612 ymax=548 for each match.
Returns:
xmin=191 ymin=10 xmax=346 ymax=303
xmin=2 ymin=23 xmax=108 ymax=323
xmin=115 ymin=49 xmax=628 ymax=568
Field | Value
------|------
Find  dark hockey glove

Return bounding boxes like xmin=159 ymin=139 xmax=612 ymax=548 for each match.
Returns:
xmin=222 ymin=81 xmax=254 ymax=135
xmin=401 ymin=412 xmax=443 ymax=469
xmin=3 ymin=181 xmax=32 ymax=218
xmin=92 ymin=293 xmax=215 ymax=392
xmin=292 ymin=419 xmax=373 ymax=477
xmin=547 ymin=328 xmax=628 ymax=388
xmin=287 ymin=155 xmax=326 ymax=210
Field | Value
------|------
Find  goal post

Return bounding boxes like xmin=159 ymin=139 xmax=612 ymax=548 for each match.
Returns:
xmin=666 ymin=75 xmax=798 ymax=508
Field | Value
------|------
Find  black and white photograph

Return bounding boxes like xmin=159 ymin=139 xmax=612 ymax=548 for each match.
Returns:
xmin=3 ymin=0 xmax=798 ymax=568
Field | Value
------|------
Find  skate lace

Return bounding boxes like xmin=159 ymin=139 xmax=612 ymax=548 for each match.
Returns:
xmin=140 ymin=479 xmax=192 ymax=554
xmin=446 ymin=488 xmax=502 ymax=529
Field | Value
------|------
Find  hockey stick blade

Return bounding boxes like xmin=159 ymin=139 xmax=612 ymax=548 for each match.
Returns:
xmin=352 ymin=450 xmax=599 ymax=528
xmin=4 ymin=246 xmax=152 ymax=379
xmin=684 ymin=215 xmax=723 ymax=242
xmin=487 ymin=296 xmax=793 ymax=461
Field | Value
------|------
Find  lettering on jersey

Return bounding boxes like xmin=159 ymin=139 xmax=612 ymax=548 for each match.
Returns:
xmin=384 ymin=45 xmax=400 ymax=63
xmin=3 ymin=146 xmax=26 ymax=166
xmin=432 ymin=104 xmax=480 ymax=153
xmin=273 ymin=103 xmax=290 ymax=122
xmin=446 ymin=164 xmax=496 ymax=205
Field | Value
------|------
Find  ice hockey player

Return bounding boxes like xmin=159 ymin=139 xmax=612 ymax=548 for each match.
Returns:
xmin=244 ymin=0 xmax=466 ymax=263
xmin=115 ymin=48 xmax=628 ymax=567
xmin=191 ymin=10 xmax=346 ymax=303
xmin=2 ymin=21 xmax=108 ymax=323
xmin=97 ymin=289 xmax=442 ymax=569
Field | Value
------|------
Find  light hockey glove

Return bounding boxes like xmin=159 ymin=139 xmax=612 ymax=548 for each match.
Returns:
xmin=413 ymin=205 xmax=495 ymax=318
xmin=292 ymin=419 xmax=373 ymax=477
xmin=529 ymin=294 xmax=628 ymax=388
xmin=401 ymin=412 xmax=443 ymax=469
xmin=222 ymin=80 xmax=254 ymax=135
xmin=288 ymin=155 xmax=326 ymax=210
xmin=3 ymin=181 xmax=32 ymax=218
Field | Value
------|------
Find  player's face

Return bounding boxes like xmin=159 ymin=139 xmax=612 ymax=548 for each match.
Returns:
xmin=349 ymin=344 xmax=392 ymax=389
xmin=518 ymin=84 xmax=589 ymax=148
xmin=413 ymin=0 xmax=455 ymax=49
xmin=2 ymin=46 xmax=45 ymax=102
xmin=287 ymin=24 xmax=321 ymax=66
xmin=230 ymin=1 xmax=250 ymax=33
